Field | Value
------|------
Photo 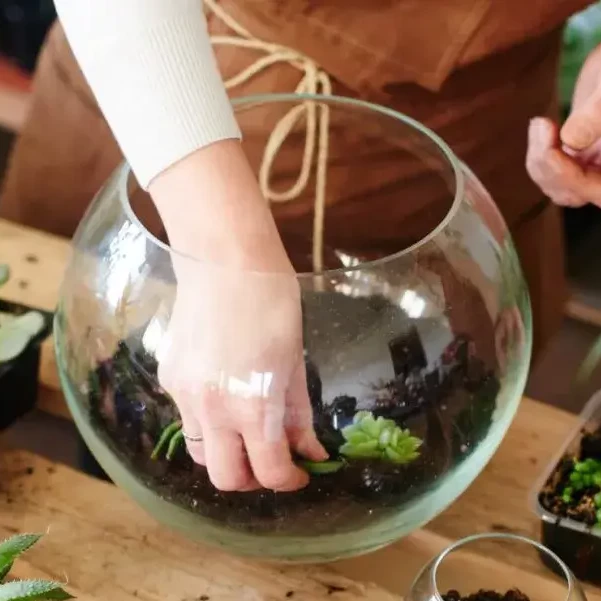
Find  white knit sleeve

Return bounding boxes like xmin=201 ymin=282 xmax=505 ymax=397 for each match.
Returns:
xmin=54 ymin=0 xmax=241 ymax=188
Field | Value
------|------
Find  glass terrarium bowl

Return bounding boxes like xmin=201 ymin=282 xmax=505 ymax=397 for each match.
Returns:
xmin=54 ymin=94 xmax=532 ymax=562
xmin=407 ymin=533 xmax=586 ymax=601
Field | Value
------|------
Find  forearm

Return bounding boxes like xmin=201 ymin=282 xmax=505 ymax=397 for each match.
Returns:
xmin=54 ymin=0 xmax=240 ymax=189
xmin=151 ymin=141 xmax=292 ymax=273
xmin=54 ymin=0 xmax=290 ymax=271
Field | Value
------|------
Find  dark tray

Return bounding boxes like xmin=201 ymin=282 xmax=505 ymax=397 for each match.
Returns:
xmin=531 ymin=391 xmax=601 ymax=585
xmin=0 ymin=299 xmax=52 ymax=430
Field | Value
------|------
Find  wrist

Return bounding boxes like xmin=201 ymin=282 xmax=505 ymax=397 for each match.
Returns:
xmin=149 ymin=140 xmax=293 ymax=273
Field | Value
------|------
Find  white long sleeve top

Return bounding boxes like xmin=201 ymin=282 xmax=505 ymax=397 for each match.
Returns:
xmin=54 ymin=0 xmax=241 ymax=188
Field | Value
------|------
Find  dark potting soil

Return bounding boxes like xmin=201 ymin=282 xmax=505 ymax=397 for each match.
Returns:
xmin=539 ymin=429 xmax=601 ymax=527
xmin=443 ymin=590 xmax=530 ymax=601
xmin=84 ymin=301 xmax=500 ymax=536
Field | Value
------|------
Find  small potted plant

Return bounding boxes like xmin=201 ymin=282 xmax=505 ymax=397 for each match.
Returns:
xmin=0 ymin=264 xmax=52 ymax=429
xmin=0 ymin=533 xmax=72 ymax=600
xmin=532 ymin=390 xmax=601 ymax=585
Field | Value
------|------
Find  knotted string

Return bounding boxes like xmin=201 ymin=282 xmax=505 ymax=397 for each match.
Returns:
xmin=204 ymin=0 xmax=332 ymax=273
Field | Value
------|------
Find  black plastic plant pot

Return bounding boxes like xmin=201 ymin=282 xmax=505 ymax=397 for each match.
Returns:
xmin=531 ymin=391 xmax=601 ymax=585
xmin=0 ymin=299 xmax=52 ymax=430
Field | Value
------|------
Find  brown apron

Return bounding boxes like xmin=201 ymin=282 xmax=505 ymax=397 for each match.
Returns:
xmin=0 ymin=0 xmax=594 ymax=356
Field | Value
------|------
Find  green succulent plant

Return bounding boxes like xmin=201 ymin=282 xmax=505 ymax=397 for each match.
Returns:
xmin=151 ymin=420 xmax=184 ymax=461
xmin=0 ymin=533 xmax=72 ymax=600
xmin=561 ymin=457 xmax=601 ymax=526
xmin=340 ymin=411 xmax=422 ymax=465
xmin=0 ymin=265 xmax=46 ymax=364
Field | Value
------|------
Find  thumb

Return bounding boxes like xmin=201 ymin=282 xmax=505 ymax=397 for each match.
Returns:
xmin=561 ymin=90 xmax=601 ymax=151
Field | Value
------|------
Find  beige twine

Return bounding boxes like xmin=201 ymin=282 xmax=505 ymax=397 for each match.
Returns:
xmin=204 ymin=0 xmax=332 ymax=273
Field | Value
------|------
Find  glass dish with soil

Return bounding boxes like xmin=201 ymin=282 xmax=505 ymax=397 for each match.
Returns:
xmin=534 ymin=391 xmax=601 ymax=584
xmin=408 ymin=533 xmax=586 ymax=601
xmin=54 ymin=95 xmax=532 ymax=562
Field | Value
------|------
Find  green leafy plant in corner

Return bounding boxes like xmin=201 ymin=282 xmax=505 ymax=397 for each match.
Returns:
xmin=562 ymin=458 xmax=601 ymax=526
xmin=0 ymin=264 xmax=46 ymax=364
xmin=340 ymin=411 xmax=422 ymax=465
xmin=0 ymin=533 xmax=73 ymax=600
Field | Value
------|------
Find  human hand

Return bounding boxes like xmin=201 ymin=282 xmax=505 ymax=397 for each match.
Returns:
xmin=158 ymin=260 xmax=327 ymax=492
xmin=150 ymin=141 xmax=327 ymax=492
xmin=527 ymin=44 xmax=601 ymax=207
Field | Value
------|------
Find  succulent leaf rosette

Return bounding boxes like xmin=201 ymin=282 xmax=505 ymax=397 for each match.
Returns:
xmin=340 ymin=411 xmax=422 ymax=465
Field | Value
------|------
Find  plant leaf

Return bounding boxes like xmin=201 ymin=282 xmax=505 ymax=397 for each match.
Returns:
xmin=340 ymin=442 xmax=380 ymax=459
xmin=0 ymin=311 xmax=46 ymax=363
xmin=300 ymin=460 xmax=344 ymax=475
xmin=0 ymin=327 xmax=31 ymax=363
xmin=359 ymin=415 xmax=383 ymax=438
xmin=0 ymin=535 xmax=42 ymax=581
xmin=352 ymin=411 xmax=371 ymax=425
xmin=344 ymin=431 xmax=370 ymax=445
xmin=151 ymin=421 xmax=181 ymax=460
xmin=12 ymin=313 xmax=45 ymax=338
xmin=384 ymin=447 xmax=405 ymax=464
xmin=166 ymin=429 xmax=184 ymax=461
xmin=0 ymin=580 xmax=73 ymax=601
xmin=378 ymin=427 xmax=393 ymax=447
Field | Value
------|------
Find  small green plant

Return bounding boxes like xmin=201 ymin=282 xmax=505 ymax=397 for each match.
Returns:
xmin=340 ymin=411 xmax=422 ymax=464
xmin=0 ymin=265 xmax=45 ymax=364
xmin=565 ymin=458 xmax=601 ymax=496
xmin=0 ymin=533 xmax=72 ymax=600
xmin=151 ymin=420 xmax=184 ymax=461
xmin=562 ymin=458 xmax=601 ymax=525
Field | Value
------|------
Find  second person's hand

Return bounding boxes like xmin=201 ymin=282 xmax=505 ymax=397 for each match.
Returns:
xmin=527 ymin=44 xmax=601 ymax=207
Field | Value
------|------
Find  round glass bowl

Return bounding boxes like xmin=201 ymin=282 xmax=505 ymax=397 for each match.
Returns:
xmin=54 ymin=94 xmax=532 ymax=562
xmin=408 ymin=533 xmax=586 ymax=601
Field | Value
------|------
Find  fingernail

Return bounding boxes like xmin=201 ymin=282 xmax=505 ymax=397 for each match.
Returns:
xmin=562 ymin=144 xmax=578 ymax=157
xmin=563 ymin=121 xmax=595 ymax=149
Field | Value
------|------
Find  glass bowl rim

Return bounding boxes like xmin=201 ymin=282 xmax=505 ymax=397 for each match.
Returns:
xmin=430 ymin=532 xmax=575 ymax=601
xmin=117 ymin=92 xmax=465 ymax=279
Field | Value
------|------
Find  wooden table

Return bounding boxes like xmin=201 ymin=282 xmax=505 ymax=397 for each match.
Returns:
xmin=0 ymin=218 xmax=596 ymax=600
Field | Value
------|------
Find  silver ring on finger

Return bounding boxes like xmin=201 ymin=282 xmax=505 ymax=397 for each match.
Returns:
xmin=182 ymin=432 xmax=204 ymax=443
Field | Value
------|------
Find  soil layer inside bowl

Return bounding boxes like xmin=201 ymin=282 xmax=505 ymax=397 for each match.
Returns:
xmin=82 ymin=294 xmax=501 ymax=537
xmin=443 ymin=590 xmax=530 ymax=601
xmin=539 ymin=427 xmax=601 ymax=527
